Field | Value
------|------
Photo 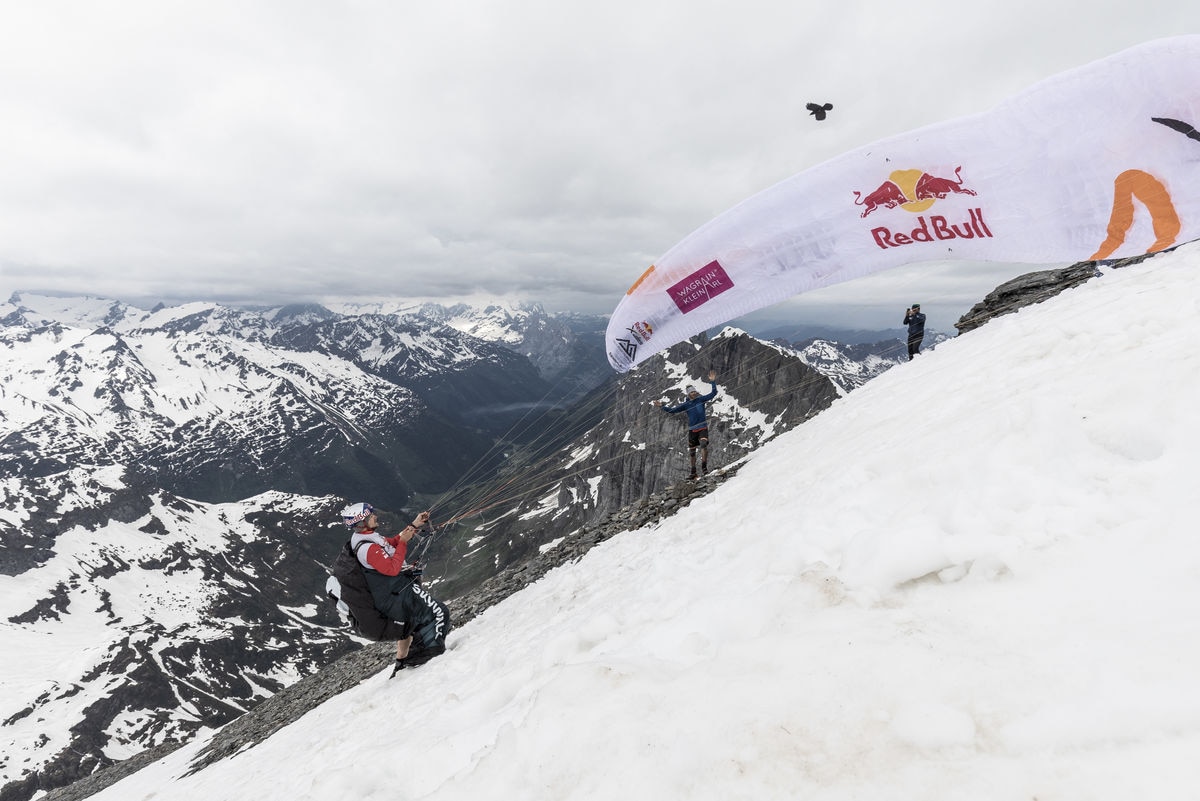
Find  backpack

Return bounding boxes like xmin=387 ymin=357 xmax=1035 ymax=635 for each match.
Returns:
xmin=328 ymin=541 xmax=408 ymax=642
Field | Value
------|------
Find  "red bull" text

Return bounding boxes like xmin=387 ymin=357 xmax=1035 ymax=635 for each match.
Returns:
xmin=871 ymin=208 xmax=993 ymax=249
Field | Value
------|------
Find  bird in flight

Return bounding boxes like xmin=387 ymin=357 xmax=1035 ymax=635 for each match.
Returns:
xmin=806 ymin=102 xmax=833 ymax=121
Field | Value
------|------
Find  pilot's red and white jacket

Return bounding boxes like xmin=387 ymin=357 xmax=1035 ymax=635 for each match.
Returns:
xmin=349 ymin=529 xmax=409 ymax=576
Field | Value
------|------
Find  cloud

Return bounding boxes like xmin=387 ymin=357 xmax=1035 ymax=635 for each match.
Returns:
xmin=1 ymin=0 xmax=1197 ymax=318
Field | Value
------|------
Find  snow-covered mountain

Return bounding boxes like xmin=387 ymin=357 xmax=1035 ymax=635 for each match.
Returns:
xmin=0 ymin=293 xmax=603 ymax=508
xmin=58 ymin=243 xmax=1200 ymax=801
xmin=789 ymin=332 xmax=950 ymax=394
xmin=0 ymin=290 xmax=937 ymax=801
xmin=323 ymin=297 xmax=611 ymax=390
xmin=0 ymin=293 xmax=610 ymax=800
xmin=0 ymin=486 xmax=353 ymax=801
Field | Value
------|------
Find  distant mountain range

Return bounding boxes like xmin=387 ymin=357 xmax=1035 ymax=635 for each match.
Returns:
xmin=0 ymin=290 xmax=918 ymax=801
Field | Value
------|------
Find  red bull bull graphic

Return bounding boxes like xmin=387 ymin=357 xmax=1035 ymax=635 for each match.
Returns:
xmin=853 ymin=166 xmax=991 ymax=250
xmin=627 ymin=320 xmax=654 ymax=344
xmin=852 ymin=176 xmax=909 ymax=217
xmin=853 ymin=166 xmax=977 ymax=218
xmin=914 ymin=167 xmax=977 ymax=202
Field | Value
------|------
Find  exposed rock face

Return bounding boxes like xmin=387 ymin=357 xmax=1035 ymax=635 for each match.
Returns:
xmin=954 ymin=253 xmax=1168 ymax=335
xmin=954 ymin=262 xmax=1101 ymax=334
xmin=427 ymin=330 xmax=840 ymax=598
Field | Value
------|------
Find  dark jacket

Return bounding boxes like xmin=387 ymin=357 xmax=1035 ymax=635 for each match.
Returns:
xmin=904 ymin=309 xmax=926 ymax=337
xmin=662 ymin=381 xmax=718 ymax=430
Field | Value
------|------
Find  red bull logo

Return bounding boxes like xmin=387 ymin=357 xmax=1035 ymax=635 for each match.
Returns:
xmin=853 ymin=166 xmax=977 ymax=217
xmin=627 ymin=320 xmax=654 ymax=344
xmin=853 ymin=166 xmax=992 ymax=250
xmin=611 ymin=320 xmax=655 ymax=366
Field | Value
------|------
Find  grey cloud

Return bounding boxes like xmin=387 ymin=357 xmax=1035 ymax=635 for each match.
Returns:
xmin=1 ymin=1 xmax=1196 ymax=319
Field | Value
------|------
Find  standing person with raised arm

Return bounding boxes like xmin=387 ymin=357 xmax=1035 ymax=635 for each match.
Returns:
xmin=657 ymin=370 xmax=719 ymax=480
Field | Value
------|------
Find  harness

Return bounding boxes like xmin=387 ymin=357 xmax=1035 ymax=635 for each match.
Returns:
xmin=329 ymin=539 xmax=407 ymax=642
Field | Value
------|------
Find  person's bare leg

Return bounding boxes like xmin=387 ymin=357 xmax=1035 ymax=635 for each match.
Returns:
xmin=396 ymin=636 xmax=413 ymax=660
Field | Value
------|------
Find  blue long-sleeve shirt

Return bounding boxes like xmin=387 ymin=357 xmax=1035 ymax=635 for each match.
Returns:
xmin=662 ymin=381 xmax=718 ymax=430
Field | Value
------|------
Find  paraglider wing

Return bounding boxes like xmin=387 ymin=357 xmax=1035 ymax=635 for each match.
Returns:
xmin=606 ymin=35 xmax=1200 ymax=373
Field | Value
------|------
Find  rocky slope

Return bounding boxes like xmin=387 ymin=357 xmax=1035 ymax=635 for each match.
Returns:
xmin=38 ymin=467 xmax=742 ymax=801
xmin=421 ymin=328 xmax=841 ymax=597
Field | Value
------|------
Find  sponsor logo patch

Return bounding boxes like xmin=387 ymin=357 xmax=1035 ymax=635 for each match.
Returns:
xmin=667 ymin=260 xmax=733 ymax=314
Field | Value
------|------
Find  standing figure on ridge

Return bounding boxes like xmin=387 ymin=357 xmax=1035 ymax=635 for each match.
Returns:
xmin=657 ymin=370 xmax=719 ymax=480
xmin=903 ymin=303 xmax=926 ymax=360
xmin=329 ymin=503 xmax=451 ymax=677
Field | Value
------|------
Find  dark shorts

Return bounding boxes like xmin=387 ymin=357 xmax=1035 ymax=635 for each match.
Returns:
xmin=688 ymin=428 xmax=709 ymax=448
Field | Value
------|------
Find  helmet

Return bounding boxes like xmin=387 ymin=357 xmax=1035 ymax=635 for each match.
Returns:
xmin=340 ymin=502 xmax=374 ymax=530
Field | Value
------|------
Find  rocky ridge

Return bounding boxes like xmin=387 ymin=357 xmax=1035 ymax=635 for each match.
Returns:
xmin=952 ymin=253 xmax=1157 ymax=334
xmin=425 ymin=329 xmax=841 ymax=598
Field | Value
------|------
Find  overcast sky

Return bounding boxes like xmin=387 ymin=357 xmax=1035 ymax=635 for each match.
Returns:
xmin=1 ymin=1 xmax=1198 ymax=327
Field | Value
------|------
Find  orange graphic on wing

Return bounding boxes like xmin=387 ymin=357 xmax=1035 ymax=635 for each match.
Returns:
xmin=1090 ymin=169 xmax=1182 ymax=260
xmin=627 ymin=264 xmax=656 ymax=295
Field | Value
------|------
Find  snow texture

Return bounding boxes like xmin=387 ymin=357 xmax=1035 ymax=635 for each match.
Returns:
xmin=56 ymin=245 xmax=1200 ymax=798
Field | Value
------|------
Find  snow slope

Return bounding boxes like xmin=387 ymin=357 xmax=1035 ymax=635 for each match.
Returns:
xmin=87 ymin=243 xmax=1200 ymax=799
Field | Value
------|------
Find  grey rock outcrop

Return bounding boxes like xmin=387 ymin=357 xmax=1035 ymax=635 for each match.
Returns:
xmin=954 ymin=252 xmax=1164 ymax=334
xmin=428 ymin=331 xmax=839 ymax=598
xmin=954 ymin=262 xmax=1100 ymax=334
